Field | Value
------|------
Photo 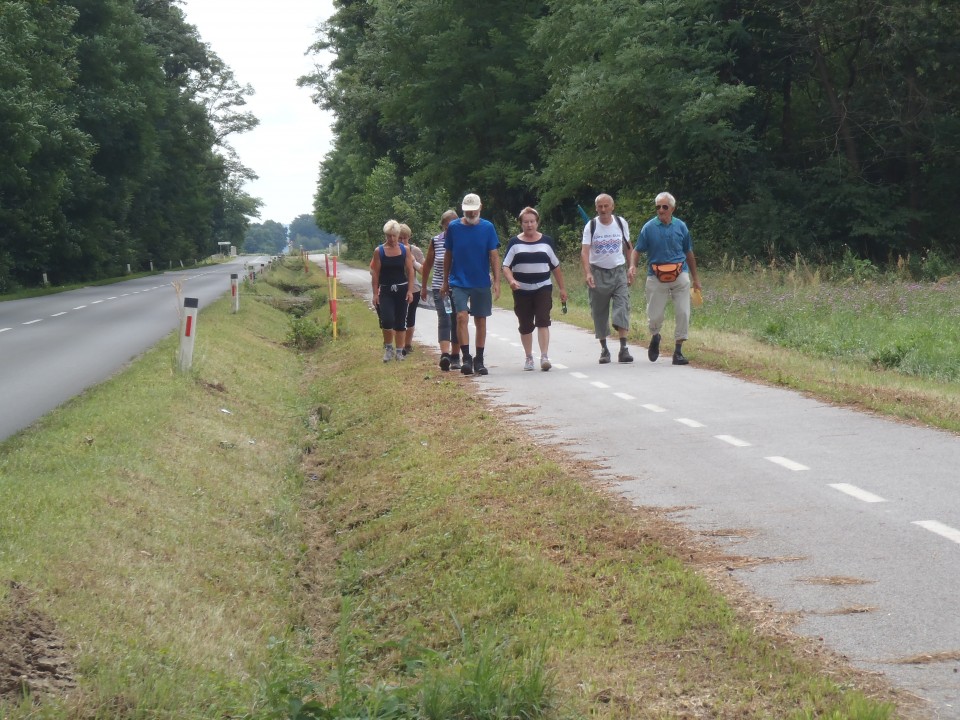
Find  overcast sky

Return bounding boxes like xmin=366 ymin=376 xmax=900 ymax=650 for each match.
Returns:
xmin=181 ymin=0 xmax=337 ymax=226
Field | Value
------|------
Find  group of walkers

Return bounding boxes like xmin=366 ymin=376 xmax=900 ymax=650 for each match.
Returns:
xmin=370 ymin=191 xmax=701 ymax=374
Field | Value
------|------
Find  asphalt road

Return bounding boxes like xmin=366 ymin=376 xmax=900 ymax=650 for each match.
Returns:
xmin=0 ymin=257 xmax=266 ymax=441
xmin=328 ymin=256 xmax=959 ymax=719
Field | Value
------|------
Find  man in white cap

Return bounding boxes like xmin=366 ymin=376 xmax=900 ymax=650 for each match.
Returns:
xmin=441 ymin=193 xmax=501 ymax=376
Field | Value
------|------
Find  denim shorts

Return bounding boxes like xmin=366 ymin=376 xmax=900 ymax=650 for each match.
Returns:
xmin=451 ymin=286 xmax=493 ymax=317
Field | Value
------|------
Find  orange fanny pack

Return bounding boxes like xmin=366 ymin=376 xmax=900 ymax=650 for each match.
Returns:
xmin=651 ymin=262 xmax=684 ymax=283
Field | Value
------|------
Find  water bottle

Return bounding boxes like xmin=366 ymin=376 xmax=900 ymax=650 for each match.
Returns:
xmin=561 ymin=301 xmax=568 ymax=314
xmin=442 ymin=294 xmax=453 ymax=314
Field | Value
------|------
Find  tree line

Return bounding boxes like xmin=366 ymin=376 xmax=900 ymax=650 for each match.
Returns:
xmin=0 ymin=0 xmax=259 ymax=292
xmin=303 ymin=0 xmax=960 ymax=269
xmin=244 ymin=214 xmax=341 ymax=255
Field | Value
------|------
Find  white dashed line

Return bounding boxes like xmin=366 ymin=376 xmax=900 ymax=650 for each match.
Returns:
xmin=590 ymin=381 xmax=610 ymax=389
xmin=73 ymin=305 xmax=87 ymax=310
xmin=92 ymin=300 xmax=103 ymax=304
xmin=766 ymin=456 xmax=810 ymax=471
xmin=614 ymin=392 xmax=635 ymax=401
xmin=913 ymin=521 xmax=960 ymax=546
xmin=107 ymin=296 xmax=117 ymax=300
xmin=829 ymin=483 xmax=885 ymax=503
xmin=552 ymin=363 xmax=568 ymax=370
xmin=571 ymin=372 xmax=588 ymax=379
xmin=715 ymin=434 xmax=751 ymax=447
xmin=51 ymin=312 xmax=67 ymax=317
xmin=0 ymin=328 xmax=11 ymax=333
xmin=642 ymin=404 xmax=667 ymax=413
xmin=22 ymin=319 xmax=42 ymax=325
xmin=676 ymin=418 xmax=705 ymax=428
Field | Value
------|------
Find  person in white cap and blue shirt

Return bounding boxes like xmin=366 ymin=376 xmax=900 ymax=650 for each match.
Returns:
xmin=441 ymin=193 xmax=501 ymax=376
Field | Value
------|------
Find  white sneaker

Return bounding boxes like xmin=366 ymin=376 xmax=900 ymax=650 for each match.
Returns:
xmin=540 ymin=356 xmax=551 ymax=371
xmin=523 ymin=356 xmax=535 ymax=371
xmin=383 ymin=346 xmax=394 ymax=362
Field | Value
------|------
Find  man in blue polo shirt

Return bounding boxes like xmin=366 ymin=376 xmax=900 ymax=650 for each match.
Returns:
xmin=441 ymin=193 xmax=501 ymax=376
xmin=632 ymin=192 xmax=702 ymax=365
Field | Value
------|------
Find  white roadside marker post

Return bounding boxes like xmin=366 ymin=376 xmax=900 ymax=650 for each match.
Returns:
xmin=230 ymin=273 xmax=239 ymax=313
xmin=178 ymin=297 xmax=199 ymax=372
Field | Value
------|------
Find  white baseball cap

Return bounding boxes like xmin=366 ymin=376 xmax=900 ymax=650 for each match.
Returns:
xmin=461 ymin=193 xmax=482 ymax=211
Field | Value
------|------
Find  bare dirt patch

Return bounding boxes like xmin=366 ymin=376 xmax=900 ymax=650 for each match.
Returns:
xmin=0 ymin=582 xmax=75 ymax=703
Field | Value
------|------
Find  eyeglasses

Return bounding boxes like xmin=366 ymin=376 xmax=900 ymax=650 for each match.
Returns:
xmin=656 ymin=204 xmax=671 ymax=210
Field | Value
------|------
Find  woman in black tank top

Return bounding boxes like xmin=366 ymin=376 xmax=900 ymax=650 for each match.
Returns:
xmin=371 ymin=219 xmax=415 ymax=362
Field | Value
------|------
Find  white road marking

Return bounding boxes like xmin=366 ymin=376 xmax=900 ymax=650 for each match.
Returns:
xmin=766 ymin=456 xmax=810 ymax=471
xmin=73 ymin=305 xmax=87 ymax=309
xmin=107 ymin=296 xmax=117 ymax=300
xmin=676 ymin=418 xmax=705 ymax=428
xmin=50 ymin=312 xmax=67 ymax=317
xmin=552 ymin=363 xmax=568 ymax=370
xmin=571 ymin=372 xmax=588 ymax=379
xmin=715 ymin=434 xmax=751 ymax=447
xmin=0 ymin=328 xmax=11 ymax=333
xmin=614 ymin=392 xmax=635 ymax=401
xmin=92 ymin=300 xmax=103 ymax=304
xmin=590 ymin=381 xmax=610 ymax=389
xmin=22 ymin=319 xmax=42 ymax=325
xmin=829 ymin=483 xmax=886 ymax=503
xmin=913 ymin=521 xmax=960 ymax=546
xmin=121 ymin=293 xmax=130 ymax=297
xmin=642 ymin=404 xmax=667 ymax=413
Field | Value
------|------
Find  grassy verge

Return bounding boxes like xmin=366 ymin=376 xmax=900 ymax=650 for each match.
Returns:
xmin=0 ymin=258 xmax=919 ymax=718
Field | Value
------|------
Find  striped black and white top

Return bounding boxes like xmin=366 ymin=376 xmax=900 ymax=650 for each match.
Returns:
xmin=428 ymin=231 xmax=447 ymax=291
xmin=502 ymin=234 xmax=561 ymax=293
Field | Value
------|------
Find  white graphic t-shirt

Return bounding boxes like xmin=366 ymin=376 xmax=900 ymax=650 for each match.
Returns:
xmin=581 ymin=216 xmax=630 ymax=269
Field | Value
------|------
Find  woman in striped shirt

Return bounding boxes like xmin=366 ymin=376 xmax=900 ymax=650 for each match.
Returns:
xmin=502 ymin=207 xmax=568 ymax=372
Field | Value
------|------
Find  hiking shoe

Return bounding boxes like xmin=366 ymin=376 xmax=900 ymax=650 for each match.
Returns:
xmin=383 ymin=346 xmax=394 ymax=363
xmin=460 ymin=355 xmax=474 ymax=375
xmin=672 ymin=350 xmax=689 ymax=366
xmin=599 ymin=347 xmax=611 ymax=364
xmin=523 ymin=356 xmax=535 ymax=371
xmin=403 ymin=345 xmax=413 ymax=355
xmin=474 ymin=359 xmax=488 ymax=376
xmin=450 ymin=356 xmax=461 ymax=371
xmin=396 ymin=348 xmax=406 ymax=361
xmin=618 ymin=346 xmax=634 ymax=363
xmin=540 ymin=356 xmax=551 ymax=371
xmin=439 ymin=354 xmax=451 ymax=371
xmin=648 ymin=333 xmax=661 ymax=362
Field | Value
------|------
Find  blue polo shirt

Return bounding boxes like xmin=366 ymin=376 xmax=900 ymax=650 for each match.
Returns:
xmin=444 ymin=218 xmax=500 ymax=288
xmin=636 ymin=217 xmax=692 ymax=274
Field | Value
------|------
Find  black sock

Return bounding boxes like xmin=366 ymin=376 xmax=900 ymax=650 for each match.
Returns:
xmin=461 ymin=345 xmax=470 ymax=358
xmin=620 ymin=337 xmax=628 ymax=348
xmin=441 ymin=352 xmax=449 ymax=360
xmin=476 ymin=347 xmax=484 ymax=361
xmin=599 ymin=339 xmax=608 ymax=350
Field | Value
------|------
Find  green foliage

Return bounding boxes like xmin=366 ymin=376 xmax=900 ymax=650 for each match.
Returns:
xmin=286 ymin=316 xmax=327 ymax=350
xmin=247 ymin=220 xmax=290 ymax=254
xmin=307 ymin=0 xmax=960 ymax=273
xmin=0 ymin=0 xmax=259 ymax=290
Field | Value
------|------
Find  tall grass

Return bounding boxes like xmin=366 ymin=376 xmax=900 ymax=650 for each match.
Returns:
xmin=696 ymin=267 xmax=960 ymax=381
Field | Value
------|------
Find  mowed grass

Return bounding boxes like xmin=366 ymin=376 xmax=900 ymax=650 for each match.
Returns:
xmin=0 ymin=258 xmax=918 ymax=718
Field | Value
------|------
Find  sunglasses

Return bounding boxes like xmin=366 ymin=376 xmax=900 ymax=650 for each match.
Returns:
xmin=656 ymin=204 xmax=671 ymax=210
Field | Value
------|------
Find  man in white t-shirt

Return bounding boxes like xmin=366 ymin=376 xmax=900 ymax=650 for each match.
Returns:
xmin=580 ymin=193 xmax=636 ymax=364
